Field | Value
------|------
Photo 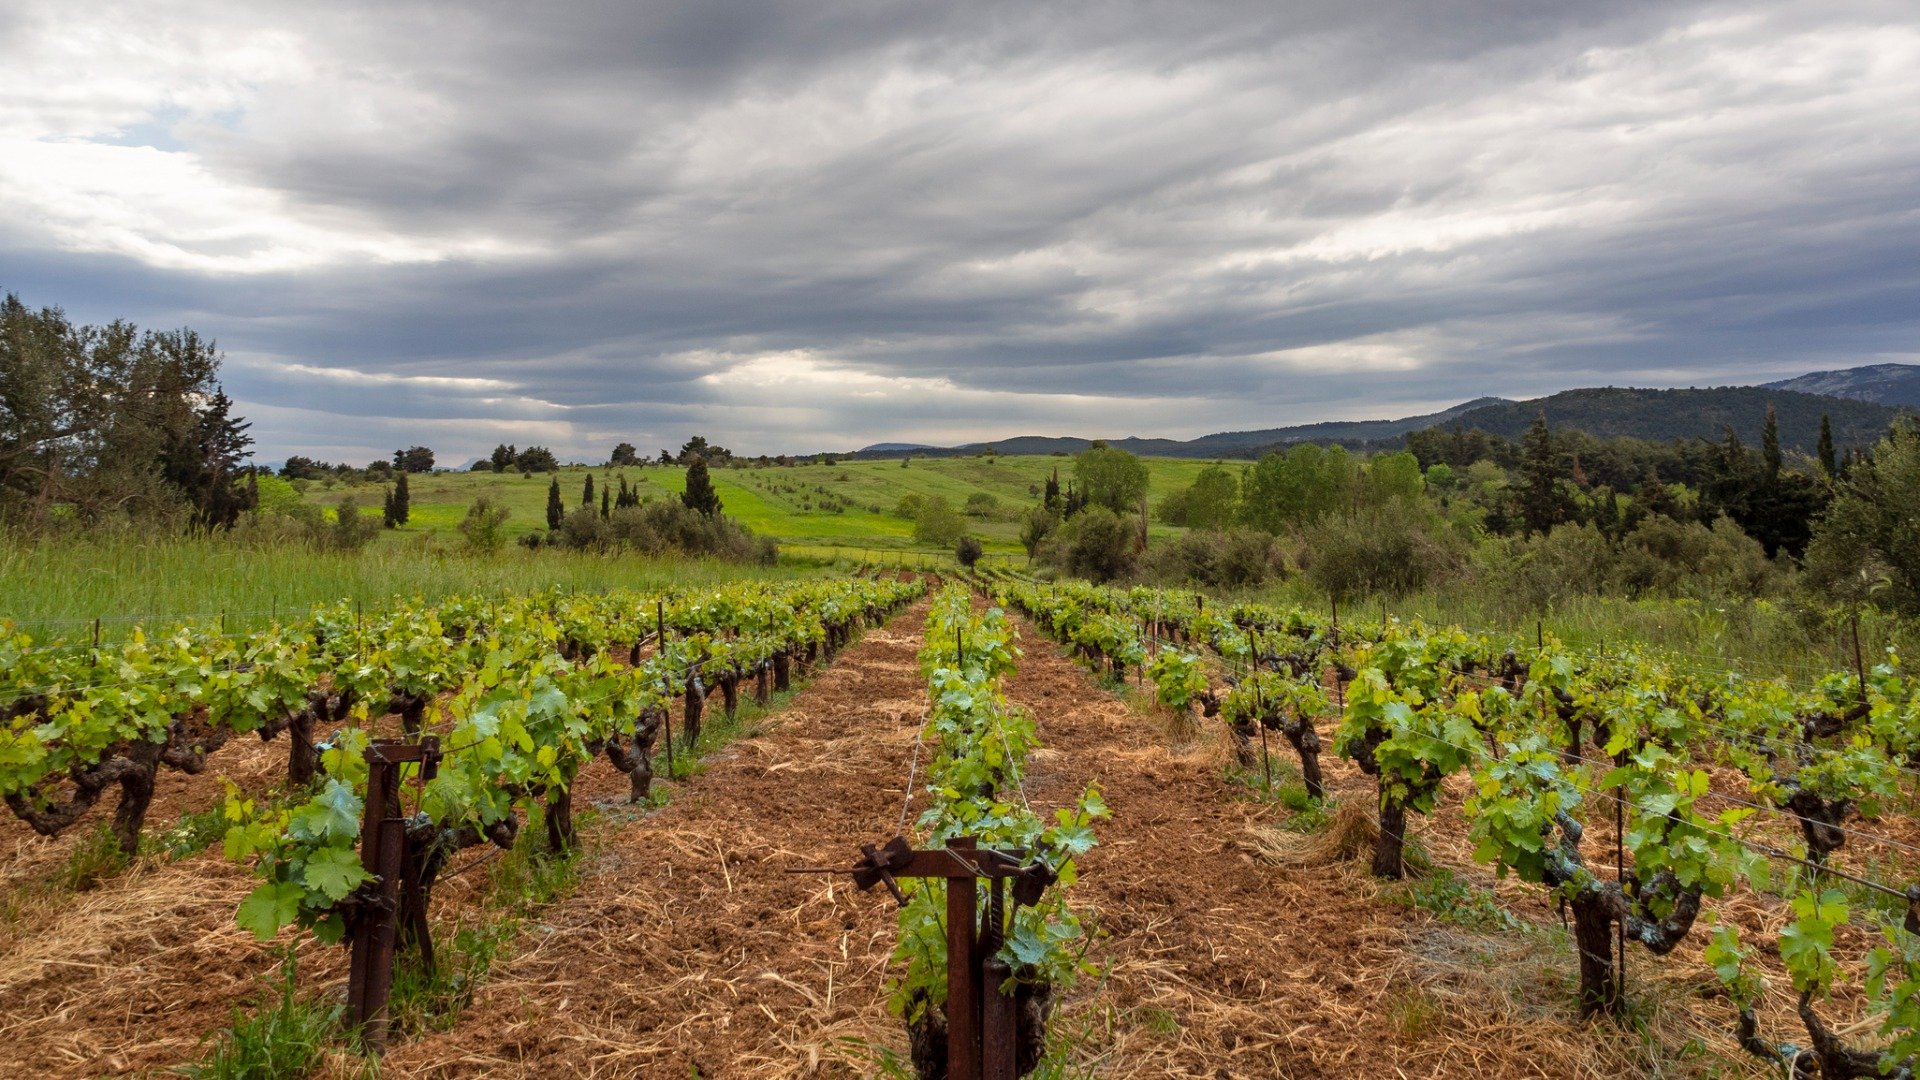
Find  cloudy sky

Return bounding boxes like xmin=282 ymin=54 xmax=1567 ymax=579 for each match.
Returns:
xmin=4 ymin=1 xmax=1917 ymax=463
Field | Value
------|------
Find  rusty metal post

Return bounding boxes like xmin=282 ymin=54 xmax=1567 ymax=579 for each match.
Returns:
xmin=981 ymin=955 xmax=1017 ymax=1080
xmin=347 ymin=744 xmax=400 ymax=1048
xmin=947 ymin=836 xmax=981 ymax=1080
xmin=361 ymin=807 xmax=406 ymax=1051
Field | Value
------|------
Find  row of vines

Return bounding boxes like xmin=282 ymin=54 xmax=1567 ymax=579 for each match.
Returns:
xmin=1001 ymin=579 xmax=1920 ymax=1078
xmin=892 ymin=584 xmax=1105 ymax=1075
xmin=2 ymin=574 xmax=922 ymax=1008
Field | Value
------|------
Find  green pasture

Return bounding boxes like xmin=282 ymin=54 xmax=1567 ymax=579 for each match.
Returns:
xmin=305 ymin=455 xmax=1224 ymax=555
xmin=0 ymin=535 xmax=810 ymax=642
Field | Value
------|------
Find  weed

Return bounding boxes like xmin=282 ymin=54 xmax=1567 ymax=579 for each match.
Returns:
xmin=150 ymin=805 xmax=230 ymax=860
xmin=61 ymin=820 xmax=128 ymax=891
xmin=1397 ymin=867 xmax=1522 ymax=933
xmin=1390 ymin=986 xmax=1445 ymax=1040
xmin=181 ymin=949 xmax=340 ymax=1080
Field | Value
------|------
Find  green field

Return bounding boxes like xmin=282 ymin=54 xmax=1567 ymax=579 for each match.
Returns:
xmin=306 ymin=455 xmax=1224 ymax=555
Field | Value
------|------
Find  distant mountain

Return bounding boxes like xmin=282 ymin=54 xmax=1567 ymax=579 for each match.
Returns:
xmin=1764 ymin=363 xmax=1920 ymax=408
xmin=835 ymin=369 xmax=1914 ymax=462
xmin=1431 ymin=386 xmax=1905 ymax=453
xmin=848 ymin=397 xmax=1510 ymax=461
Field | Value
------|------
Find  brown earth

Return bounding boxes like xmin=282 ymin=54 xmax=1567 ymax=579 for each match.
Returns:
xmin=0 ymin=589 xmax=1834 ymax=1078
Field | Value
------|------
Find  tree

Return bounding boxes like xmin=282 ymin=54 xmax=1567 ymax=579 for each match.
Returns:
xmin=490 ymin=444 xmax=516 ymax=473
xmin=160 ymin=388 xmax=256 ymax=530
xmin=1073 ymin=445 xmax=1149 ymax=515
xmin=1761 ymin=405 xmax=1783 ymax=480
xmin=600 ymin=487 xmax=610 ymax=519
xmin=1805 ymin=419 xmax=1920 ymax=614
xmin=393 ymin=446 xmax=434 ymax=473
xmin=1050 ymin=506 xmax=1135 ymax=583
xmin=382 ymin=470 xmax=410 ymax=528
xmin=1817 ymin=414 xmax=1837 ymax=479
xmin=1 ymin=293 xmax=252 ymax=527
xmin=912 ymin=496 xmax=965 ymax=546
xmin=325 ymin=496 xmax=380 ymax=551
xmin=1238 ymin=444 xmax=1356 ymax=532
xmin=582 ymin=472 xmax=595 ymax=508
xmin=1164 ymin=464 xmax=1238 ymax=528
xmin=1043 ymin=468 xmax=1062 ymax=512
xmin=609 ymin=442 xmax=638 ymax=467
xmin=682 ymin=454 xmax=722 ymax=516
xmin=516 ymin=445 xmax=558 ymax=473
xmin=1019 ymin=506 xmax=1060 ymax=560
xmin=546 ymin=476 xmax=564 ymax=530
xmin=1518 ymin=413 xmax=1570 ymax=536
xmin=955 ymin=535 xmax=984 ymax=567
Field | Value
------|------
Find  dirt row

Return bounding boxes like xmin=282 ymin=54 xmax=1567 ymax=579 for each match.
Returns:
xmin=0 ymin=589 xmax=1782 ymax=1077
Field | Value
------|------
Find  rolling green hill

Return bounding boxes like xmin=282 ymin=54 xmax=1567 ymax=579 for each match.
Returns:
xmin=306 ymin=455 xmax=1226 ymax=556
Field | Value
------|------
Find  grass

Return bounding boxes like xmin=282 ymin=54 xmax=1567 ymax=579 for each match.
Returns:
xmin=0 ymin=532 xmax=811 ymax=641
xmin=298 ymin=455 xmax=1224 ymax=557
xmin=59 ymin=820 xmax=129 ymax=891
xmin=181 ymin=949 xmax=345 ymax=1080
xmin=1251 ymin=575 xmax=1916 ymax=688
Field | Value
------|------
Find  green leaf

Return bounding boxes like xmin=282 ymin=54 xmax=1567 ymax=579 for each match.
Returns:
xmin=237 ymin=881 xmax=304 ymax=941
xmin=302 ymin=845 xmax=371 ymax=902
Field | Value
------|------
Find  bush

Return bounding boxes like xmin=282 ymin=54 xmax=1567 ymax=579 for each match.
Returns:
xmin=592 ymin=501 xmax=776 ymax=563
xmin=458 ymin=497 xmax=512 ymax=553
xmin=1041 ymin=505 xmax=1136 ymax=583
xmin=956 ymin=535 xmax=984 ymax=567
xmin=251 ymin=474 xmax=302 ymax=516
xmin=315 ymin=496 xmax=379 ymax=553
xmin=1299 ymin=509 xmax=1458 ymax=601
xmin=1613 ymin=515 xmax=1778 ymax=599
xmin=912 ymin=497 xmax=966 ymax=546
xmin=963 ymin=492 xmax=999 ymax=517
xmin=1147 ymin=527 xmax=1283 ymax=589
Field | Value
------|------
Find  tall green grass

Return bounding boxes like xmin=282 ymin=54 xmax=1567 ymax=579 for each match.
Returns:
xmin=0 ymin=532 xmax=811 ymax=641
xmin=1250 ymin=577 xmax=1915 ymax=688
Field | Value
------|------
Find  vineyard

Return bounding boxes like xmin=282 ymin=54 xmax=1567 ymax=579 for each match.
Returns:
xmin=2 ymin=566 xmax=1918 ymax=1076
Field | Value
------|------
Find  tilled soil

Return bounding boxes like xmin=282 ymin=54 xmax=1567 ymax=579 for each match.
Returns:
xmin=382 ymin=599 xmax=939 ymax=1077
xmin=1 ymin=592 xmax=1788 ymax=1078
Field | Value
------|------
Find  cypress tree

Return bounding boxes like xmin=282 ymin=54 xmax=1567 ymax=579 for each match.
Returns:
xmin=547 ymin=475 xmax=564 ymax=530
xmin=1519 ymin=412 xmax=1565 ymax=535
xmin=600 ymin=487 xmax=610 ymax=519
xmin=1044 ymin=468 xmax=1062 ymax=512
xmin=1817 ymin=414 xmax=1837 ymax=479
xmin=682 ymin=454 xmax=722 ymax=516
xmin=391 ymin=470 xmax=410 ymax=526
xmin=1762 ymin=405 xmax=1783 ymax=480
xmin=582 ymin=472 xmax=595 ymax=507
xmin=382 ymin=486 xmax=397 ymax=528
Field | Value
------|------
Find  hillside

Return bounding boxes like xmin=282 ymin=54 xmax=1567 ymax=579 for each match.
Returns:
xmin=1764 ymin=362 xmax=1920 ymax=407
xmin=1430 ymin=386 xmax=1905 ymax=452
xmin=850 ymin=396 xmax=1507 ymax=460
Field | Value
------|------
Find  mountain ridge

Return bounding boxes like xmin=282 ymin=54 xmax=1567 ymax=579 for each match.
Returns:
xmin=842 ymin=364 xmax=1916 ymax=460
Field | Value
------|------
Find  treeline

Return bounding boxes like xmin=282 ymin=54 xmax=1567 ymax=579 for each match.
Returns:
xmin=1031 ymin=410 xmax=1920 ymax=620
xmin=1 ymin=293 xmax=254 ymax=530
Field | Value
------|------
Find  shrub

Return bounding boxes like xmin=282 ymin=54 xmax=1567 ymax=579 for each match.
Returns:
xmin=912 ymin=497 xmax=966 ymax=546
xmin=1148 ymin=527 xmax=1282 ymax=589
xmin=1042 ymin=505 xmax=1136 ymax=583
xmin=964 ymin=492 xmax=999 ymax=517
xmin=1299 ymin=509 xmax=1458 ymax=601
xmin=458 ymin=497 xmax=512 ymax=554
xmin=955 ymin=535 xmax=984 ymax=567
xmin=317 ymin=496 xmax=379 ymax=552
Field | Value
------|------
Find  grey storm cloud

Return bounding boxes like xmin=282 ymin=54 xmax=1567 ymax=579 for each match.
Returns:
xmin=2 ymin=0 xmax=1917 ymax=463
